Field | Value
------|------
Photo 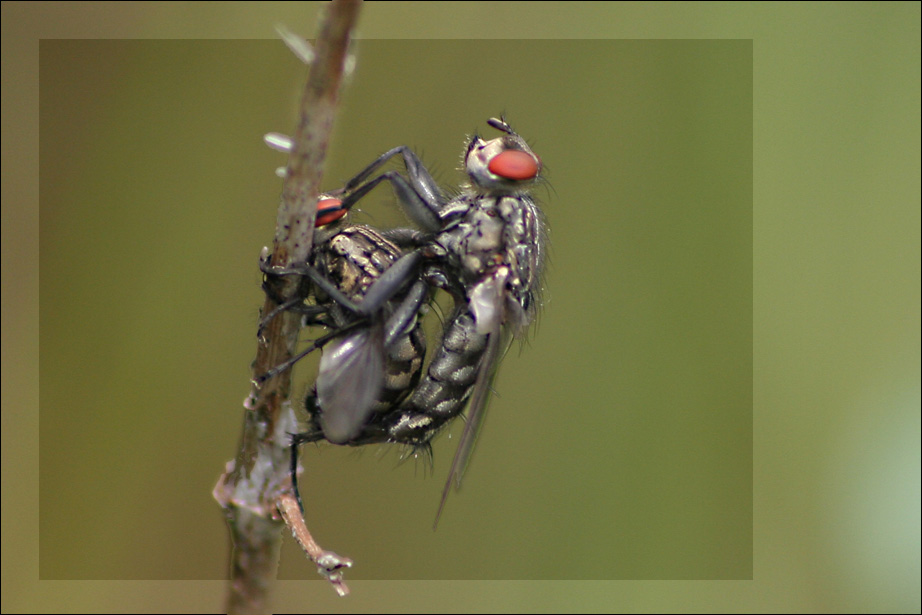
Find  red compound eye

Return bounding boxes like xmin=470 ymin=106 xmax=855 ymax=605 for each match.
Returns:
xmin=488 ymin=150 xmax=539 ymax=181
xmin=315 ymin=198 xmax=346 ymax=227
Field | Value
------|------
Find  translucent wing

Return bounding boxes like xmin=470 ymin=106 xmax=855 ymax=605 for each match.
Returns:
xmin=316 ymin=323 xmax=385 ymax=444
xmin=434 ymin=268 xmax=509 ymax=527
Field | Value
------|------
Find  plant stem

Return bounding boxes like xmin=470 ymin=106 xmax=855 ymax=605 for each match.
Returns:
xmin=213 ymin=2 xmax=361 ymax=613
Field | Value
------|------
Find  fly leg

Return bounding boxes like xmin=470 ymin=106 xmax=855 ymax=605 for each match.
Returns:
xmin=255 ymin=256 xmax=371 ymax=384
xmin=256 ymin=251 xmax=427 ymax=383
xmin=257 ymin=296 xmax=330 ymax=341
xmin=382 ymin=279 xmax=430 ymax=346
xmin=254 ymin=319 xmax=369 ymax=384
xmin=339 ymin=146 xmax=448 ymax=233
xmin=260 ymin=250 xmax=425 ymax=321
xmin=289 ymin=425 xmax=323 ymax=514
xmin=377 ymin=227 xmax=430 ymax=249
xmin=257 ymin=248 xmax=346 ymax=338
xmin=260 ymin=259 xmax=366 ymax=315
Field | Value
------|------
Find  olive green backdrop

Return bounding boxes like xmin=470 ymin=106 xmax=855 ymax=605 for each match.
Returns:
xmin=4 ymin=1 xmax=919 ymax=612
xmin=37 ymin=37 xmax=751 ymax=582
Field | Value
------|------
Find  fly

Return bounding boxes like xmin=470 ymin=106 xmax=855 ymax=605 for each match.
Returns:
xmin=326 ymin=117 xmax=547 ymax=524
xmin=294 ymin=199 xmax=431 ymax=446
xmin=261 ymin=119 xmax=546 ymax=525
xmin=260 ymin=194 xmax=432 ymax=513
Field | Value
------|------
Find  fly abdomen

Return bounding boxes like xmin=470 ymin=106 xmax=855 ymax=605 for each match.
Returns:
xmin=383 ymin=310 xmax=488 ymax=444
xmin=375 ymin=324 xmax=426 ymax=409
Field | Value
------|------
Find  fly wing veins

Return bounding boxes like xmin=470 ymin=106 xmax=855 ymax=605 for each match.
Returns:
xmin=317 ymin=323 xmax=386 ymax=444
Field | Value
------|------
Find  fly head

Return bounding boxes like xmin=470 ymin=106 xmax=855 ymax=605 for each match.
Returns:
xmin=465 ymin=117 xmax=542 ymax=195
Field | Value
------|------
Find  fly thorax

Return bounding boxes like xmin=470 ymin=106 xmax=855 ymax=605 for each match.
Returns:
xmin=442 ymin=198 xmax=506 ymax=280
xmin=321 ymin=227 xmax=402 ymax=301
xmin=497 ymin=194 xmax=542 ymax=326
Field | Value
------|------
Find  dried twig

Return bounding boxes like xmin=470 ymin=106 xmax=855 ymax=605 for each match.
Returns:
xmin=277 ymin=492 xmax=353 ymax=596
xmin=213 ymin=2 xmax=361 ymax=613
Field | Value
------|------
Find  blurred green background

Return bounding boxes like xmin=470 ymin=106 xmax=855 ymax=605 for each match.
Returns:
xmin=39 ymin=37 xmax=753 ymax=581
xmin=4 ymin=1 xmax=919 ymax=613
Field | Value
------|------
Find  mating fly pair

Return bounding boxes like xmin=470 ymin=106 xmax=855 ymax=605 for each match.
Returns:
xmin=262 ymin=118 xmax=547 ymax=523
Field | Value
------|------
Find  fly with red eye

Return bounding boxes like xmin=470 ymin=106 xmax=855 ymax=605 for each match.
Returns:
xmin=257 ymin=193 xmax=434 ymax=515
xmin=289 ymin=117 xmax=547 ymax=525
